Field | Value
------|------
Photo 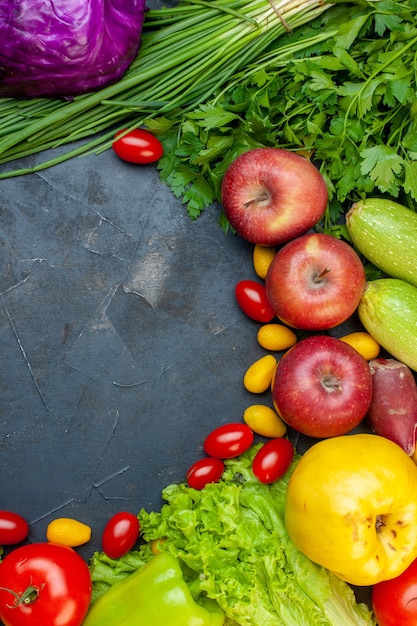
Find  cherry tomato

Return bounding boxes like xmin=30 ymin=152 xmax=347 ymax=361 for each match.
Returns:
xmin=0 ymin=542 xmax=92 ymax=626
xmin=112 ymin=128 xmax=164 ymax=164
xmin=235 ymin=280 xmax=275 ymax=323
xmin=186 ymin=457 xmax=225 ymax=490
xmin=252 ymin=438 xmax=294 ymax=484
xmin=372 ymin=557 xmax=417 ymax=626
xmin=204 ymin=423 xmax=254 ymax=459
xmin=102 ymin=511 xmax=140 ymax=559
xmin=0 ymin=511 xmax=29 ymax=545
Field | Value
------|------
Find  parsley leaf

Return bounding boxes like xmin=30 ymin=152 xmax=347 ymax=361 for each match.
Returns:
xmin=360 ymin=146 xmax=404 ymax=194
xmin=403 ymin=160 xmax=417 ymax=201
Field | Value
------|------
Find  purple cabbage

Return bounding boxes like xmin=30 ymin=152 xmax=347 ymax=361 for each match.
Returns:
xmin=0 ymin=0 xmax=146 ymax=98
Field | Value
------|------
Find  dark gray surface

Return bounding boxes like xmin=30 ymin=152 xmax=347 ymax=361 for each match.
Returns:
xmin=1 ymin=142 xmax=281 ymax=557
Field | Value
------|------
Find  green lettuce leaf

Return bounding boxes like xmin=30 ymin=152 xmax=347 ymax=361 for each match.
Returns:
xmin=89 ymin=445 xmax=377 ymax=625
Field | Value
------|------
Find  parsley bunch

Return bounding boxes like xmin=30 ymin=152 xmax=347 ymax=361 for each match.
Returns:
xmin=148 ymin=0 xmax=417 ymax=233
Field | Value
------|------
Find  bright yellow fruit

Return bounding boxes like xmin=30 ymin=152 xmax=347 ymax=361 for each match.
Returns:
xmin=46 ymin=517 xmax=91 ymax=547
xmin=340 ymin=331 xmax=380 ymax=360
xmin=243 ymin=354 xmax=277 ymax=393
xmin=285 ymin=433 xmax=417 ymax=586
xmin=243 ymin=404 xmax=287 ymax=438
xmin=253 ymin=245 xmax=276 ymax=279
xmin=257 ymin=323 xmax=297 ymax=352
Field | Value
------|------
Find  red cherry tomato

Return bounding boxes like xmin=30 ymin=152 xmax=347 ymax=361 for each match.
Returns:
xmin=112 ymin=128 xmax=164 ymax=164
xmin=204 ymin=423 xmax=254 ymax=459
xmin=102 ymin=511 xmax=140 ymax=559
xmin=0 ymin=510 xmax=29 ymax=545
xmin=0 ymin=542 xmax=92 ymax=626
xmin=186 ymin=457 xmax=225 ymax=490
xmin=235 ymin=280 xmax=275 ymax=323
xmin=372 ymin=557 xmax=417 ymax=626
xmin=252 ymin=438 xmax=294 ymax=484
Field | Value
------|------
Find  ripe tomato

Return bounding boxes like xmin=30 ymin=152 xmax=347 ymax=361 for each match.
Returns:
xmin=0 ymin=511 xmax=29 ymax=545
xmin=186 ymin=457 xmax=225 ymax=490
xmin=235 ymin=280 xmax=275 ymax=323
xmin=204 ymin=423 xmax=254 ymax=459
xmin=102 ymin=511 xmax=140 ymax=559
xmin=112 ymin=128 xmax=164 ymax=164
xmin=0 ymin=542 xmax=91 ymax=626
xmin=252 ymin=438 xmax=294 ymax=484
xmin=372 ymin=557 xmax=417 ymax=626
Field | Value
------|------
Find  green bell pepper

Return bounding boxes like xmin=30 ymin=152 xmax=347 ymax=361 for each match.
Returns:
xmin=83 ymin=551 xmax=225 ymax=625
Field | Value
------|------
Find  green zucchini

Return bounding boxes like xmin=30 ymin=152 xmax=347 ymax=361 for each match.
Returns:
xmin=358 ymin=278 xmax=417 ymax=371
xmin=346 ymin=198 xmax=417 ymax=287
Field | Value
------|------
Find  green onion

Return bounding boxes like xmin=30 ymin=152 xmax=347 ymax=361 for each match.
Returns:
xmin=0 ymin=0 xmax=332 ymax=178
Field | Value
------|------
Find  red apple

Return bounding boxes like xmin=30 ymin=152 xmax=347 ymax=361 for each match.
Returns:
xmin=272 ymin=335 xmax=372 ymax=438
xmin=265 ymin=233 xmax=365 ymax=330
xmin=221 ymin=148 xmax=328 ymax=246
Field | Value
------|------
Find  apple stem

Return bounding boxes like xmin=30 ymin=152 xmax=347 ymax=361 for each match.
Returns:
xmin=321 ymin=374 xmax=342 ymax=392
xmin=243 ymin=192 xmax=269 ymax=208
xmin=313 ymin=267 xmax=331 ymax=283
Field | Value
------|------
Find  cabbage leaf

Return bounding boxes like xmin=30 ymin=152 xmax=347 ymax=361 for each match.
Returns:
xmin=0 ymin=0 xmax=146 ymax=97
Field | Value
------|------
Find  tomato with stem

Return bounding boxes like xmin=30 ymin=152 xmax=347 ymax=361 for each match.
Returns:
xmin=0 ymin=542 xmax=92 ymax=626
